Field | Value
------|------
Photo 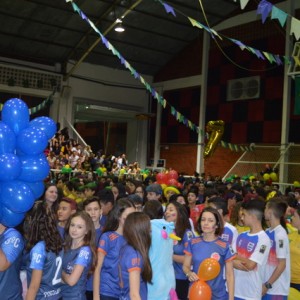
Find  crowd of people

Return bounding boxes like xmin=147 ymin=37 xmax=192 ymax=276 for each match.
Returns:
xmin=1 ymin=167 xmax=300 ymax=300
xmin=46 ymin=128 xmax=143 ymax=180
xmin=1 ymin=126 xmax=300 ymax=299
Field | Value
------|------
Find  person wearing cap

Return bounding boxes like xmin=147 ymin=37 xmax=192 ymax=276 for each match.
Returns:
xmin=146 ymin=183 xmax=163 ymax=202
xmin=164 ymin=186 xmax=180 ymax=203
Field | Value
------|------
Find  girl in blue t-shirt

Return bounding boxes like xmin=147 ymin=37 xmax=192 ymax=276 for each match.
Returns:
xmin=93 ymin=198 xmax=136 ymax=300
xmin=61 ymin=211 xmax=97 ymax=300
xmin=24 ymin=202 xmax=64 ymax=300
xmin=165 ymin=201 xmax=194 ymax=300
xmin=119 ymin=212 xmax=152 ymax=300
xmin=183 ymin=207 xmax=236 ymax=300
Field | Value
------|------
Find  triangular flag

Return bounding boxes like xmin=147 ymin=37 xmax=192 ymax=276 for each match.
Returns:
xmin=171 ymin=106 xmax=176 ymax=116
xmin=80 ymin=11 xmax=87 ymax=20
xmin=162 ymin=3 xmax=176 ymax=17
xmin=271 ymin=6 xmax=287 ymax=27
xmin=291 ymin=17 xmax=300 ymax=40
xmin=240 ymin=0 xmax=250 ymax=10
xmin=188 ymin=17 xmax=203 ymax=29
xmin=257 ymin=0 xmax=273 ymax=24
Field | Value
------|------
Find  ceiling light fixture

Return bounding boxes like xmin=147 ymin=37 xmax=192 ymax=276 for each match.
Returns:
xmin=114 ymin=18 xmax=125 ymax=32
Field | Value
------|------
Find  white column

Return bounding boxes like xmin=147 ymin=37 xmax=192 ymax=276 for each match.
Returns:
xmin=196 ymin=31 xmax=210 ymax=174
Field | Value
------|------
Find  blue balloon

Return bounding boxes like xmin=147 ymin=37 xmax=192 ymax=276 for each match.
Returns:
xmin=29 ymin=117 xmax=57 ymax=139
xmin=0 ymin=153 xmax=21 ymax=181
xmin=18 ymin=154 xmax=50 ymax=182
xmin=2 ymin=98 xmax=30 ymax=135
xmin=1 ymin=181 xmax=35 ymax=213
xmin=0 ymin=206 xmax=25 ymax=227
xmin=17 ymin=126 xmax=48 ymax=155
xmin=25 ymin=181 xmax=45 ymax=200
xmin=0 ymin=121 xmax=16 ymax=154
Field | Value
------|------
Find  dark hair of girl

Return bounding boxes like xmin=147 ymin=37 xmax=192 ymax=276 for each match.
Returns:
xmin=64 ymin=211 xmax=97 ymax=274
xmin=266 ymin=197 xmax=288 ymax=233
xmin=166 ymin=201 xmax=191 ymax=241
xmin=197 ymin=206 xmax=224 ymax=236
xmin=103 ymin=198 xmax=135 ymax=233
xmin=230 ymin=201 xmax=243 ymax=226
xmin=24 ymin=202 xmax=63 ymax=254
xmin=41 ymin=183 xmax=61 ymax=213
xmin=123 ymin=212 xmax=152 ymax=283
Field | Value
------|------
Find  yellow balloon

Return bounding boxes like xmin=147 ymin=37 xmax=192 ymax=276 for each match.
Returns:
xmin=203 ymin=120 xmax=224 ymax=159
xmin=288 ymin=287 xmax=300 ymax=300
xmin=269 ymin=172 xmax=278 ymax=181
xmin=263 ymin=173 xmax=270 ymax=180
xmin=294 ymin=181 xmax=300 ymax=187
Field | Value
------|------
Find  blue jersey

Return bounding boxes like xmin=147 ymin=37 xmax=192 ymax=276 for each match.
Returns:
xmin=184 ymin=236 xmax=236 ymax=300
xmin=119 ymin=244 xmax=147 ymax=300
xmin=57 ymin=225 xmax=65 ymax=240
xmin=0 ymin=228 xmax=24 ymax=300
xmin=61 ymin=246 xmax=92 ymax=299
xmin=97 ymin=231 xmax=126 ymax=298
xmin=173 ymin=229 xmax=194 ymax=280
xmin=99 ymin=215 xmax=107 ymax=228
xmin=25 ymin=241 xmax=63 ymax=300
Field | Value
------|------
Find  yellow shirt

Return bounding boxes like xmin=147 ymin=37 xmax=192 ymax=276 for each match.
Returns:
xmin=289 ymin=231 xmax=300 ymax=284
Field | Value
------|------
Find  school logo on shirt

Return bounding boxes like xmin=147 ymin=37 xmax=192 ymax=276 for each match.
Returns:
xmin=187 ymin=231 xmax=193 ymax=240
xmin=259 ymin=245 xmax=266 ymax=254
xmin=211 ymin=252 xmax=220 ymax=261
xmin=247 ymin=242 xmax=255 ymax=252
xmin=279 ymin=240 xmax=284 ymax=248
xmin=222 ymin=233 xmax=229 ymax=242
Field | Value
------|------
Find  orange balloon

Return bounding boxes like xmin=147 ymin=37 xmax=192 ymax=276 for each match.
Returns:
xmin=198 ymin=258 xmax=221 ymax=281
xmin=189 ymin=280 xmax=212 ymax=300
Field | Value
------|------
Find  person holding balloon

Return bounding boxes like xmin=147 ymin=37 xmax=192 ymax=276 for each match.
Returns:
xmin=183 ymin=206 xmax=236 ymax=300
xmin=165 ymin=201 xmax=194 ymax=300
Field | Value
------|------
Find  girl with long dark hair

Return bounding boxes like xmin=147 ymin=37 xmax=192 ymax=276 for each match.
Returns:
xmin=93 ymin=198 xmax=135 ymax=300
xmin=119 ymin=212 xmax=152 ymax=299
xmin=61 ymin=211 xmax=97 ymax=299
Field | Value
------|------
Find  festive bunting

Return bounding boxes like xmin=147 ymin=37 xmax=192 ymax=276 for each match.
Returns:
xmin=271 ymin=6 xmax=287 ymax=27
xmin=162 ymin=3 xmax=176 ymax=17
xmin=240 ymin=0 xmax=250 ymax=10
xmin=291 ymin=17 xmax=300 ymax=41
xmin=65 ymin=0 xmax=254 ymax=153
xmin=257 ymin=0 xmax=273 ymax=24
xmin=0 ymin=93 xmax=53 ymax=114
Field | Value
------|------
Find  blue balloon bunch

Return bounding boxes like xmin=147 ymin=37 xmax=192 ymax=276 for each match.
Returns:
xmin=0 ymin=98 xmax=56 ymax=227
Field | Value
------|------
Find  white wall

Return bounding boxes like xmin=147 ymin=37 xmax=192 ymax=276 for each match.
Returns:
xmin=56 ymin=62 xmax=153 ymax=167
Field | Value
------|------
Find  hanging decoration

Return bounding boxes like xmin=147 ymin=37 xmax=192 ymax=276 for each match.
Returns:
xmin=0 ymin=92 xmax=54 ymax=115
xmin=203 ymin=120 xmax=225 ymax=159
xmin=65 ymin=0 xmax=254 ymax=153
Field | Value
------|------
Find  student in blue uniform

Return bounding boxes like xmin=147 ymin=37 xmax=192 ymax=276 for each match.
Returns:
xmin=119 ymin=212 xmax=152 ymax=300
xmin=83 ymin=197 xmax=103 ymax=299
xmin=24 ymin=203 xmax=64 ymax=300
xmin=0 ymin=221 xmax=25 ymax=299
xmin=93 ymin=198 xmax=136 ymax=300
xmin=183 ymin=206 xmax=236 ymax=300
xmin=164 ymin=201 xmax=194 ymax=300
xmin=61 ymin=211 xmax=97 ymax=300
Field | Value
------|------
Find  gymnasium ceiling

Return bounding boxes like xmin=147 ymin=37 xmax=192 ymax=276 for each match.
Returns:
xmin=0 ymin=0 xmax=246 ymax=77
